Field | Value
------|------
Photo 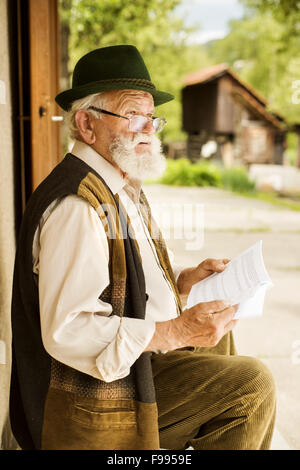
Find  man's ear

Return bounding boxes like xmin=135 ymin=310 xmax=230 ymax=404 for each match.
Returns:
xmin=74 ymin=110 xmax=96 ymax=144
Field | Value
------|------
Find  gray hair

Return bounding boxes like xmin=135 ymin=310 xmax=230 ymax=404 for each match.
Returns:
xmin=65 ymin=91 xmax=110 ymax=141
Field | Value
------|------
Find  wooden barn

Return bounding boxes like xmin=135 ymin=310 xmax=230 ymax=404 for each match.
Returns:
xmin=182 ymin=64 xmax=288 ymax=166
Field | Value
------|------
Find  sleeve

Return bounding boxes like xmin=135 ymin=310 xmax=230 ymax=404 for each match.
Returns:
xmin=167 ymin=248 xmax=185 ymax=283
xmin=38 ymin=195 xmax=155 ymax=382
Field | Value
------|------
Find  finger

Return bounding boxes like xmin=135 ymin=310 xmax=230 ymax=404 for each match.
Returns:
xmin=193 ymin=299 xmax=231 ymax=314
xmin=199 ymin=259 xmax=225 ymax=273
xmin=214 ymin=259 xmax=230 ymax=271
xmin=200 ymin=258 xmax=216 ymax=270
xmin=212 ymin=305 xmax=237 ymax=323
xmin=200 ymin=258 xmax=230 ymax=272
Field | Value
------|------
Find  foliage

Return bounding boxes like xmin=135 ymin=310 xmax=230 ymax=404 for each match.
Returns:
xmin=159 ymin=158 xmax=221 ymax=187
xmin=158 ymin=158 xmax=258 ymax=194
xmin=241 ymin=0 xmax=300 ymax=42
xmin=159 ymin=158 xmax=199 ymax=186
xmin=159 ymin=159 xmax=202 ymax=186
xmin=220 ymin=167 xmax=256 ymax=193
xmin=61 ymin=0 xmax=185 ymax=66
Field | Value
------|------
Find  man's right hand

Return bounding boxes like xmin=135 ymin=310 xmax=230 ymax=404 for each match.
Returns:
xmin=172 ymin=300 xmax=238 ymax=349
xmin=145 ymin=300 xmax=238 ymax=352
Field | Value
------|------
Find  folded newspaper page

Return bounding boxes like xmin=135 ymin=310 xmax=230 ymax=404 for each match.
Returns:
xmin=186 ymin=240 xmax=273 ymax=319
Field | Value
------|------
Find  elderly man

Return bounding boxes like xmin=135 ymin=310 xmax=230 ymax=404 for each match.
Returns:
xmin=10 ymin=45 xmax=276 ymax=450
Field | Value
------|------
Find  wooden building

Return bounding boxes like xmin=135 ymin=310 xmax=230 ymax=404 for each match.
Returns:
xmin=182 ymin=64 xmax=288 ymax=166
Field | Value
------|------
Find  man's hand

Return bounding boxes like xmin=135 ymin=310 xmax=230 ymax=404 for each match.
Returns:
xmin=177 ymin=258 xmax=230 ymax=296
xmin=172 ymin=300 xmax=238 ymax=348
xmin=145 ymin=300 xmax=238 ymax=352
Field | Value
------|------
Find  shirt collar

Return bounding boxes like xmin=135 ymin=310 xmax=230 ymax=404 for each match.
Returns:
xmin=70 ymin=140 xmax=126 ymax=195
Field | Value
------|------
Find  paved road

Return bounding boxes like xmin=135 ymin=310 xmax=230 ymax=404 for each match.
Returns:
xmin=143 ymin=184 xmax=300 ymax=450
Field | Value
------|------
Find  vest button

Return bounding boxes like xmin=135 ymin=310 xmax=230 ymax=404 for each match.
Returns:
xmin=145 ymin=293 xmax=149 ymax=301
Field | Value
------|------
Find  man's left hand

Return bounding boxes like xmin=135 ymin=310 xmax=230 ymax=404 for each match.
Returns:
xmin=177 ymin=258 xmax=230 ymax=296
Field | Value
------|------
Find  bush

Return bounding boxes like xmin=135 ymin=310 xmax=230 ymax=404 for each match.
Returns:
xmin=220 ymin=167 xmax=256 ymax=193
xmin=157 ymin=158 xmax=256 ymax=194
xmin=192 ymin=161 xmax=221 ymax=187
xmin=159 ymin=158 xmax=221 ymax=187
xmin=159 ymin=158 xmax=195 ymax=186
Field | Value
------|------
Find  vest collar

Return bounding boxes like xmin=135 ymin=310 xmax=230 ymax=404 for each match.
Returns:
xmin=71 ymin=140 xmax=126 ymax=195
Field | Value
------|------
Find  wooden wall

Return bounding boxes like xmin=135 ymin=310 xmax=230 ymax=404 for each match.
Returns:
xmin=182 ymin=81 xmax=218 ymax=134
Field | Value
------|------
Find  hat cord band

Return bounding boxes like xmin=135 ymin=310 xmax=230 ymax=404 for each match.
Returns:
xmin=76 ymin=78 xmax=156 ymax=90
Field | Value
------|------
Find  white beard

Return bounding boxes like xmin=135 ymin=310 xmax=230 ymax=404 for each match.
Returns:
xmin=109 ymin=133 xmax=166 ymax=181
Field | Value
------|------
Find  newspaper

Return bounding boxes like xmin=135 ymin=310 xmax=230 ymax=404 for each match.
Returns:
xmin=186 ymin=240 xmax=273 ymax=319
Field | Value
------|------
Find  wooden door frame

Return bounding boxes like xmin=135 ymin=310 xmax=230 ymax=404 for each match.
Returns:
xmin=28 ymin=0 xmax=61 ymax=192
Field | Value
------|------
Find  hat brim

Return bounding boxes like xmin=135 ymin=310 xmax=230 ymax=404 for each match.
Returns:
xmin=55 ymin=81 xmax=174 ymax=111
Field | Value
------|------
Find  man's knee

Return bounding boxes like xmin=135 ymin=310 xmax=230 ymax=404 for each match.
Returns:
xmin=237 ymin=356 xmax=276 ymax=410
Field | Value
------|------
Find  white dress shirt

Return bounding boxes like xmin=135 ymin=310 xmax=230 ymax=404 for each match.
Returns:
xmin=32 ymin=140 xmax=181 ymax=382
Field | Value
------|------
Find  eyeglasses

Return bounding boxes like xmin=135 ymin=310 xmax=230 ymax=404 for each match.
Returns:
xmin=88 ymin=106 xmax=166 ymax=133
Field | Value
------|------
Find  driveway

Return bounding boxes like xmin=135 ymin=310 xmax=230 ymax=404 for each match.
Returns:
xmin=143 ymin=184 xmax=300 ymax=450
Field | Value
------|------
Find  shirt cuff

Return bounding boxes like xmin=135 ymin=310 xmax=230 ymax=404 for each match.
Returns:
xmin=167 ymin=248 xmax=185 ymax=284
xmin=95 ymin=317 xmax=156 ymax=382
xmin=172 ymin=263 xmax=185 ymax=283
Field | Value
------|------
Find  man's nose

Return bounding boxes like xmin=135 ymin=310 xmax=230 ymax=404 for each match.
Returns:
xmin=142 ymin=119 xmax=155 ymax=134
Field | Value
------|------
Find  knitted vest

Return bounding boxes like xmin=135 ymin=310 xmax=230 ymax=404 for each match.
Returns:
xmin=10 ymin=153 xmax=182 ymax=450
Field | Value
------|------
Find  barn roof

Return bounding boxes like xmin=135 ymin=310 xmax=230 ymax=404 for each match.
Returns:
xmin=183 ymin=64 xmax=287 ymax=129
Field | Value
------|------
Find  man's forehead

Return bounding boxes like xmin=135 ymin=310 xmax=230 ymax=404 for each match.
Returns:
xmin=109 ymin=89 xmax=154 ymax=111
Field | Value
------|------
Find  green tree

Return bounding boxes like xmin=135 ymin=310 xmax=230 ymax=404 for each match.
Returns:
xmin=242 ymin=0 xmax=300 ymax=43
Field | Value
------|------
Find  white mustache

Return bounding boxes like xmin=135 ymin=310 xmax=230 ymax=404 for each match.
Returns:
xmin=126 ymin=133 xmax=153 ymax=148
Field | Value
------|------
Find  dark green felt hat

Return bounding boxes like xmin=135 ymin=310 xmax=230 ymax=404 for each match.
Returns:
xmin=55 ymin=45 xmax=174 ymax=111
